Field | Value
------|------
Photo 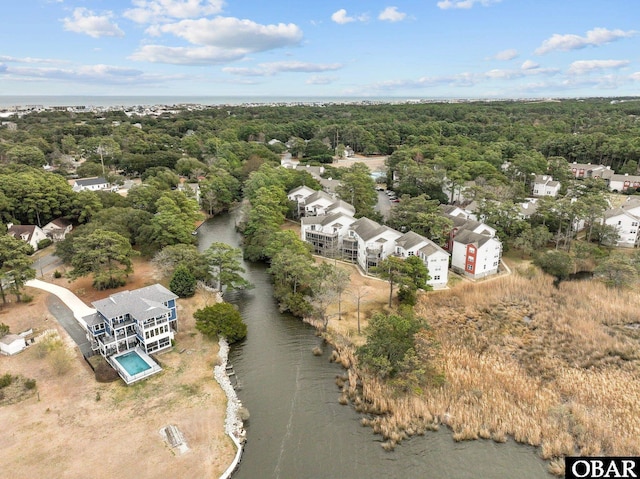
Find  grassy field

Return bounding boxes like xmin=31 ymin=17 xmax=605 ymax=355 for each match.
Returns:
xmin=325 ymin=263 xmax=640 ymax=476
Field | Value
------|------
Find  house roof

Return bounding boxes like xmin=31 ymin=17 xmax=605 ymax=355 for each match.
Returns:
xmin=7 ymin=224 xmax=38 ymax=241
xmin=45 ymin=218 xmax=72 ymax=229
xmin=92 ymin=284 xmax=178 ymax=320
xmin=75 ymin=177 xmax=108 ymax=187
xmin=453 ymin=229 xmax=497 ymax=247
xmin=0 ymin=334 xmax=24 ymax=345
xmin=610 ymin=174 xmax=640 ymax=183
xmin=350 ymin=217 xmax=401 ymax=242
xmin=326 ymin=199 xmax=355 ymax=215
xmin=603 ymin=207 xmax=640 ymax=221
xmin=304 ymin=190 xmax=334 ymax=205
xmin=418 ymin=241 xmax=449 ymax=258
xmin=395 ymin=231 xmax=428 ymax=251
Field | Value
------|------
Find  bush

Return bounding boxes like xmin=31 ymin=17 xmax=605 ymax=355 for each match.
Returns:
xmin=23 ymin=378 xmax=37 ymax=390
xmin=20 ymin=294 xmax=33 ymax=303
xmin=169 ymin=265 xmax=197 ymax=298
xmin=37 ymin=238 xmax=53 ymax=249
xmin=53 ymin=270 xmax=62 ymax=278
xmin=0 ymin=373 xmax=14 ymax=388
xmin=194 ymin=302 xmax=247 ymax=343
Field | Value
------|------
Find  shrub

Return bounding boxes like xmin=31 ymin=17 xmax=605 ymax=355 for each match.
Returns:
xmin=37 ymin=238 xmax=53 ymax=249
xmin=23 ymin=378 xmax=36 ymax=390
xmin=20 ymin=294 xmax=33 ymax=303
xmin=0 ymin=373 xmax=14 ymax=389
xmin=169 ymin=264 xmax=197 ymax=298
xmin=194 ymin=302 xmax=247 ymax=343
xmin=53 ymin=270 xmax=62 ymax=278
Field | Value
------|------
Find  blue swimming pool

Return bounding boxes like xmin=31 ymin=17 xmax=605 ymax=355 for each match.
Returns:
xmin=115 ymin=350 xmax=151 ymax=376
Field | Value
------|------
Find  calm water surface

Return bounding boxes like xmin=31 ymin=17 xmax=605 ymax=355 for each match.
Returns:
xmin=198 ymin=212 xmax=553 ymax=479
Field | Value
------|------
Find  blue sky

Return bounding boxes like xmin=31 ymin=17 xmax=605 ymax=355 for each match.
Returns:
xmin=1 ymin=0 xmax=639 ymax=99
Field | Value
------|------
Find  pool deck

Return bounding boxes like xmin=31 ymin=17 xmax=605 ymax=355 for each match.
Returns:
xmin=110 ymin=348 xmax=162 ymax=385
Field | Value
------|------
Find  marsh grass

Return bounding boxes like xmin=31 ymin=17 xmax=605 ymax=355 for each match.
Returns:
xmin=324 ymin=271 xmax=640 ymax=474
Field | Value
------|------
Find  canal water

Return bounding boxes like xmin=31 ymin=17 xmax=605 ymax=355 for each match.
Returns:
xmin=197 ymin=213 xmax=553 ymax=479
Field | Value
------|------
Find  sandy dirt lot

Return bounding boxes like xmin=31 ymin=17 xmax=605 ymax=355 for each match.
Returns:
xmin=334 ymin=154 xmax=388 ymax=173
xmin=0 ymin=258 xmax=235 ymax=479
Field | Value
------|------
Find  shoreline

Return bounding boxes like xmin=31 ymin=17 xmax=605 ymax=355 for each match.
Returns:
xmin=214 ymin=337 xmax=246 ymax=479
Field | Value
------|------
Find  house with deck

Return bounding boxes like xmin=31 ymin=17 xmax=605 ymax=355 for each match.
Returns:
xmin=300 ymin=212 xmax=357 ymax=258
xmin=72 ymin=176 xmax=110 ymax=192
xmin=83 ymin=284 xmax=178 ymax=384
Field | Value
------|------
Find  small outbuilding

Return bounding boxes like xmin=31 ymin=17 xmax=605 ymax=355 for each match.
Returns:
xmin=0 ymin=334 xmax=26 ymax=356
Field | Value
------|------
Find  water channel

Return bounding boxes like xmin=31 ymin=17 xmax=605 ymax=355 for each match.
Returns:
xmin=197 ymin=212 xmax=553 ymax=479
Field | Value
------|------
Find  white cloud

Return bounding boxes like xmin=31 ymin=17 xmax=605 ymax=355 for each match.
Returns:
xmin=130 ymin=45 xmax=247 ymax=65
xmin=0 ymin=55 xmax=64 ymax=64
xmin=437 ymin=0 xmax=501 ymax=10
xmin=378 ymin=7 xmax=406 ymax=22
xmin=306 ymin=76 xmax=337 ymax=85
xmin=631 ymin=72 xmax=640 ymax=81
xmin=124 ymin=0 xmax=224 ymax=24
xmin=223 ymin=61 xmax=343 ymax=77
xmin=535 ymin=27 xmax=636 ymax=55
xmin=331 ymin=9 xmax=355 ymax=24
xmin=492 ymin=49 xmax=518 ymax=61
xmin=62 ymin=8 xmax=125 ymax=38
xmin=521 ymin=60 xmax=539 ymax=70
xmin=154 ymin=17 xmax=302 ymax=50
xmin=331 ymin=9 xmax=368 ymax=24
xmin=567 ymin=59 xmax=630 ymax=75
xmin=3 ymin=63 xmax=172 ymax=85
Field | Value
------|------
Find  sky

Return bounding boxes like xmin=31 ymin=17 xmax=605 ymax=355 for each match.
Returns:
xmin=1 ymin=0 xmax=639 ymax=99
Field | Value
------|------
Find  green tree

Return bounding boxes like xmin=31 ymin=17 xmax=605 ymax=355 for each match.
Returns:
xmin=169 ymin=265 xmax=197 ymax=297
xmin=356 ymin=311 xmax=421 ymax=378
xmin=0 ymin=235 xmax=36 ymax=303
xmin=152 ymin=244 xmax=210 ymax=281
xmin=335 ymin=163 xmax=377 ymax=217
xmin=69 ymin=229 xmax=135 ymax=290
xmin=194 ymin=303 xmax=247 ymax=343
xmin=204 ymin=242 xmax=251 ymax=292
xmin=594 ymin=255 xmax=638 ymax=288
xmin=6 ymin=145 xmax=46 ymax=168
xmin=533 ymin=250 xmax=574 ymax=281
xmin=372 ymin=256 xmax=413 ymax=307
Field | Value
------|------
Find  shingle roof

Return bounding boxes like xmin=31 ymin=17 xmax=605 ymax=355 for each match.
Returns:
xmin=453 ymin=229 xmax=496 ymax=247
xmin=7 ymin=224 xmax=37 ymax=241
xmin=349 ymin=217 xmax=401 ymax=242
xmin=395 ymin=231 xmax=427 ymax=251
xmin=92 ymin=284 xmax=177 ymax=320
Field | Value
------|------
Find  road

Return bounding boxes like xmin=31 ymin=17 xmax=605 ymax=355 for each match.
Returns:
xmin=31 ymin=248 xmax=63 ymax=278
xmin=45 ymin=294 xmax=93 ymax=357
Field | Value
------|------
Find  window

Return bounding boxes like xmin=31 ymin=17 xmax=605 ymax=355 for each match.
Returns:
xmin=434 ymin=275 xmax=441 ymax=281
xmin=468 ymin=255 xmax=475 ymax=262
xmin=467 ymin=264 xmax=473 ymax=271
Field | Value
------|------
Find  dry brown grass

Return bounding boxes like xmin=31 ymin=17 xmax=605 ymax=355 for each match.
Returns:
xmin=322 ymin=266 xmax=640 ymax=476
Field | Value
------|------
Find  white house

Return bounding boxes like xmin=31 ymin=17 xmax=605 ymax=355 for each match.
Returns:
xmin=84 ymin=284 xmax=178 ymax=384
xmin=608 ymin=173 xmax=640 ymax=193
xmin=72 ymin=177 xmax=110 ymax=192
xmin=301 ymin=212 xmax=357 ymax=257
xmin=287 ymin=185 xmax=318 ymax=203
xmin=451 ymin=230 xmax=502 ymax=279
xmin=7 ymin=223 xmax=48 ymax=250
xmin=0 ymin=334 xmax=26 ymax=356
xmin=303 ymin=190 xmax=338 ymax=217
xmin=345 ymin=217 xmax=403 ymax=273
xmin=42 ymin=218 xmax=73 ymax=242
xmin=532 ymin=175 xmax=561 ymax=197
xmin=602 ymin=207 xmax=640 ymax=247
xmin=394 ymin=231 xmax=450 ymax=289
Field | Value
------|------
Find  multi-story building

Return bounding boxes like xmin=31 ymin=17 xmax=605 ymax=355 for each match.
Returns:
xmin=451 ymin=230 xmax=503 ymax=279
xmin=84 ymin=284 xmax=178 ymax=383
